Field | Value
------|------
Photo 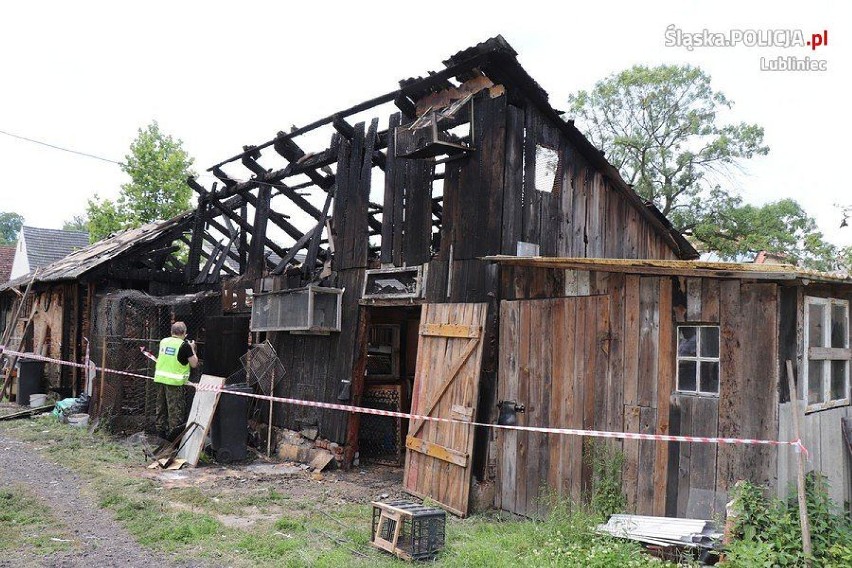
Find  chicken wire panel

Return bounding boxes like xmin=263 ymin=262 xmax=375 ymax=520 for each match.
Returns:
xmin=359 ymin=384 xmax=403 ymax=466
xmin=90 ymin=289 xmax=222 ymax=433
xmin=240 ymin=341 xmax=277 ymax=385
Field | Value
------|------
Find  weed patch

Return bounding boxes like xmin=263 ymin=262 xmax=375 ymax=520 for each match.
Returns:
xmin=0 ymin=485 xmax=73 ymax=554
xmin=726 ymin=474 xmax=852 ymax=566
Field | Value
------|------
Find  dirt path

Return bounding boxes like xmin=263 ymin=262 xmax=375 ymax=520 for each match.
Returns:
xmin=0 ymin=431 xmax=197 ymax=568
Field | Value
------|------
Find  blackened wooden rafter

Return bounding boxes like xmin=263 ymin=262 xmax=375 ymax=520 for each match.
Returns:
xmin=207 ymin=51 xmax=493 ymax=171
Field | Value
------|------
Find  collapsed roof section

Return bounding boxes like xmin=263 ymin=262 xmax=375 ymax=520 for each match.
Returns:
xmin=185 ymin=35 xmax=697 ymax=288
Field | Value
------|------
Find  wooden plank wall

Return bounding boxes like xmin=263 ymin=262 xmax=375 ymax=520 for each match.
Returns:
xmin=503 ymin=103 xmax=680 ymax=261
xmin=496 ymin=295 xmax=610 ymax=517
xmin=777 ymin=283 xmax=852 ymax=506
xmin=269 ymin=124 xmax=377 ymax=444
xmin=500 ymin=265 xmax=782 ymax=518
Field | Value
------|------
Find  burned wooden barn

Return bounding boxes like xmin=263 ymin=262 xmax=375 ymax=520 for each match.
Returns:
xmin=487 ymin=256 xmax=852 ymax=518
xmin=5 ymin=35 xmax=842 ymax=520
xmin=180 ymin=36 xmax=698 ymax=516
xmin=0 ymin=212 xmax=233 ymax=418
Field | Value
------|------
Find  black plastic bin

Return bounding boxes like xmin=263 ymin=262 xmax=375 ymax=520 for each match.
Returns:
xmin=16 ymin=359 xmax=45 ymax=406
xmin=210 ymin=383 xmax=252 ymax=463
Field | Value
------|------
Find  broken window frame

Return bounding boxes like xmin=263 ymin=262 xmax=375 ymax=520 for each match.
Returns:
xmin=803 ymin=296 xmax=850 ymax=413
xmin=533 ymin=143 xmax=560 ymax=193
xmin=675 ymin=324 xmax=721 ymax=396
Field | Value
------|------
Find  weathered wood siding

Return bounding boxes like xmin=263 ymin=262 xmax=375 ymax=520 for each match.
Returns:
xmin=778 ymin=283 xmax=852 ymax=505
xmin=267 ymin=88 xmax=689 ymax=454
xmin=500 ymin=266 xmax=781 ymax=517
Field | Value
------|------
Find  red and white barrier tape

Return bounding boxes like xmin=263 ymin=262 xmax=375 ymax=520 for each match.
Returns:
xmin=0 ymin=346 xmax=808 ymax=457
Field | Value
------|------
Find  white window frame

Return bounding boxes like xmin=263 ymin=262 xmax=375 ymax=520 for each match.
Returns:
xmin=803 ymin=296 xmax=850 ymax=412
xmin=676 ymin=324 xmax=720 ymax=396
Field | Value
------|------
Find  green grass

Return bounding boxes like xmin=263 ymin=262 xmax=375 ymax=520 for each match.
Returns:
xmin=0 ymin=485 xmax=74 ymax=554
xmin=0 ymin=417 xmax=682 ymax=567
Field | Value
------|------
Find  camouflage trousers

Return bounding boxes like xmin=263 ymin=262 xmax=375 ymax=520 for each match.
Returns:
xmin=155 ymin=382 xmax=186 ymax=438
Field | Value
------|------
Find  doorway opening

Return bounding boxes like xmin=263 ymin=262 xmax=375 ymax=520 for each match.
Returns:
xmin=356 ymin=304 xmax=422 ymax=467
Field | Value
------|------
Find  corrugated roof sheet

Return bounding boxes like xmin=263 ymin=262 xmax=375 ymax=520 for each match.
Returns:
xmin=0 ymin=212 xmax=194 ymax=291
xmin=482 ymin=256 xmax=852 ymax=284
xmin=21 ymin=226 xmax=89 ymax=269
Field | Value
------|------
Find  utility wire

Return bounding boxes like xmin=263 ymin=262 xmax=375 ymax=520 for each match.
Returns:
xmin=0 ymin=127 xmax=125 ymax=166
xmin=0 ymin=126 xmax=329 ymax=192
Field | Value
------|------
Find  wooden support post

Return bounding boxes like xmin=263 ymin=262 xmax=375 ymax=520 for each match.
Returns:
xmin=267 ymin=396 xmax=274 ymax=457
xmin=344 ymin=307 xmax=370 ymax=468
xmin=786 ymin=360 xmax=813 ymax=566
xmin=248 ymin=186 xmax=271 ymax=277
xmin=185 ymin=198 xmax=208 ymax=284
xmin=98 ymin=337 xmax=107 ymax=415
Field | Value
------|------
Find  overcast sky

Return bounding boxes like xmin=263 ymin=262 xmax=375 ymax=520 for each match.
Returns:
xmin=1 ymin=1 xmax=849 ymax=247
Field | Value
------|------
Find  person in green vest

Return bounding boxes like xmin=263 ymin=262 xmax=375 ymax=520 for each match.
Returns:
xmin=154 ymin=321 xmax=199 ymax=439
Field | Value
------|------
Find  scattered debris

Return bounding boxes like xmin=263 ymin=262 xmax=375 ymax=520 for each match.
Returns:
xmin=147 ymin=457 xmax=187 ymax=470
xmin=300 ymin=427 xmax=319 ymax=441
xmin=0 ymin=403 xmax=54 ymax=421
xmin=596 ymin=514 xmax=722 ymax=550
xmin=51 ymin=394 xmax=89 ymax=419
xmin=175 ymin=374 xmax=226 ymax=466
xmin=308 ymin=449 xmax=335 ymax=471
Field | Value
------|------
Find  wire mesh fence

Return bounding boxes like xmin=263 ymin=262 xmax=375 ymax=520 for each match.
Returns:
xmin=89 ymin=289 xmax=222 ymax=434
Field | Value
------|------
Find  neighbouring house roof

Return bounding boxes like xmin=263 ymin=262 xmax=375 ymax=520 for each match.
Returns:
xmin=483 ymin=256 xmax=852 ymax=285
xmin=754 ymin=250 xmax=791 ymax=265
xmin=0 ymin=211 xmax=195 ymax=292
xmin=21 ymin=226 xmax=89 ymax=269
xmin=0 ymin=245 xmax=14 ymax=282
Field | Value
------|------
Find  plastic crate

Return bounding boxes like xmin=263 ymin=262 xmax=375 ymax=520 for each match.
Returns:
xmin=370 ymin=499 xmax=446 ymax=561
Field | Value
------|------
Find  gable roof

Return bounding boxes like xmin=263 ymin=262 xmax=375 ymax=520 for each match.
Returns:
xmin=207 ymin=35 xmax=698 ymax=260
xmin=0 ymin=245 xmax=14 ymax=282
xmin=21 ymin=226 xmax=90 ymax=270
xmin=0 ymin=212 xmax=194 ymax=291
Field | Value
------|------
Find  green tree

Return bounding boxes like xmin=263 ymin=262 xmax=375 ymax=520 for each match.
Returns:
xmin=0 ymin=212 xmax=24 ymax=245
xmin=568 ymin=64 xmax=842 ymax=269
xmin=87 ymin=121 xmax=195 ymax=242
xmin=62 ymin=214 xmax=88 ymax=233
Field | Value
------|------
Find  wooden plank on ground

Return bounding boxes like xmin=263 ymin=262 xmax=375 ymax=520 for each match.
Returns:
xmin=176 ymin=374 xmax=226 ymax=466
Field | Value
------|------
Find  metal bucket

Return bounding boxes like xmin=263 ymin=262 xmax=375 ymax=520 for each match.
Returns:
xmin=67 ymin=413 xmax=89 ymax=427
xmin=28 ymin=393 xmax=47 ymax=407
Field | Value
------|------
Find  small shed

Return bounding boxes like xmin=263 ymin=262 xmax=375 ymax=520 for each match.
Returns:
xmin=485 ymin=256 xmax=852 ymax=518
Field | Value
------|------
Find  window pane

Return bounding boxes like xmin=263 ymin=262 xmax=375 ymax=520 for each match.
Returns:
xmin=534 ymin=145 xmax=559 ymax=193
xmin=700 ymin=361 xmax=720 ymax=394
xmin=678 ymin=360 xmax=697 ymax=391
xmin=678 ymin=327 xmax=697 ymax=357
xmin=700 ymin=327 xmax=720 ymax=358
xmin=830 ymin=360 xmax=848 ymax=401
xmin=808 ymin=303 xmax=826 ymax=347
xmin=831 ymin=304 xmax=848 ymax=348
xmin=808 ymin=360 xmax=825 ymax=404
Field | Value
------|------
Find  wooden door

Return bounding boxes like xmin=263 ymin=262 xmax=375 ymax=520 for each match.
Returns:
xmin=496 ymin=295 xmax=610 ymax=517
xmin=403 ymin=302 xmax=488 ymax=517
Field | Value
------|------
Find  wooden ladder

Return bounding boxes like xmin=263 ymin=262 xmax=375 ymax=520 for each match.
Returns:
xmin=0 ymin=272 xmax=39 ymax=401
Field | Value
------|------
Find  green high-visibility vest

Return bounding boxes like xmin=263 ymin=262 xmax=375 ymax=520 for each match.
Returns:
xmin=154 ymin=336 xmax=190 ymax=386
